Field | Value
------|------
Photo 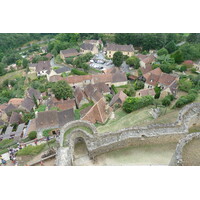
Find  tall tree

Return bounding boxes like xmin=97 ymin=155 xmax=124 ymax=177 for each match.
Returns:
xmin=112 ymin=51 xmax=123 ymax=67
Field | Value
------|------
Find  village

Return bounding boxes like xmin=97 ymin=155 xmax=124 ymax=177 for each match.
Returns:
xmin=0 ymin=33 xmax=200 ymax=166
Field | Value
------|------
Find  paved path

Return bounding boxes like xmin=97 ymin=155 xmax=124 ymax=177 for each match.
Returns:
xmin=50 ymin=57 xmax=71 ymax=70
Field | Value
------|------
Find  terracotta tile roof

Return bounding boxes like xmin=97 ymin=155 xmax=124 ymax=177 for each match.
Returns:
xmin=84 ymin=84 xmax=103 ymax=102
xmin=158 ymin=73 xmax=177 ymax=86
xmin=142 ymin=54 xmax=156 ymax=64
xmin=110 ymin=91 xmax=127 ymax=106
xmin=74 ymin=87 xmax=87 ymax=106
xmin=136 ymin=54 xmax=148 ymax=60
xmin=58 ymin=109 xmax=75 ymax=127
xmin=137 ymin=88 xmax=156 ymax=97
xmin=92 ymin=73 xmax=113 ymax=84
xmin=106 ymin=43 xmax=134 ymax=52
xmin=128 ymin=75 xmax=138 ymax=80
xmin=36 ymin=61 xmax=51 ymax=74
xmin=112 ymin=71 xmax=127 ymax=83
xmin=141 ymin=64 xmax=152 ymax=75
xmin=0 ymin=103 xmax=8 ymax=111
xmin=8 ymin=98 xmax=24 ymax=107
xmin=81 ymin=98 xmax=112 ymax=124
xmin=80 ymin=106 xmax=93 ymax=118
xmin=49 ymin=75 xmax=63 ymax=82
xmin=103 ymin=67 xmax=119 ymax=74
xmin=60 ymin=49 xmax=79 ymax=58
xmin=66 ymin=75 xmax=93 ymax=84
xmin=45 ymin=53 xmax=53 ymax=59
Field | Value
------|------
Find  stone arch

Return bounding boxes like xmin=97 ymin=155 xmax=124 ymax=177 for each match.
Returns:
xmin=59 ymin=120 xmax=97 ymax=147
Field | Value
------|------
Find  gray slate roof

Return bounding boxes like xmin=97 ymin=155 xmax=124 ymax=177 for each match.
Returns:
xmin=106 ymin=43 xmax=134 ymax=52
xmin=55 ymin=66 xmax=71 ymax=74
xmin=81 ymin=43 xmax=94 ymax=50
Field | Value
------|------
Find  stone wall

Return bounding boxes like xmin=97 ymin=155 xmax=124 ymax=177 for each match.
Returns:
xmin=170 ymin=132 xmax=200 ymax=166
xmin=56 ymin=103 xmax=200 ymax=166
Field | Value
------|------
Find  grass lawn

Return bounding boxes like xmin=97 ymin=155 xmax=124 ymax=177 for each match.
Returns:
xmin=27 ymin=72 xmax=37 ymax=80
xmin=0 ymin=69 xmax=25 ymax=84
xmin=96 ymin=106 xmax=181 ymax=133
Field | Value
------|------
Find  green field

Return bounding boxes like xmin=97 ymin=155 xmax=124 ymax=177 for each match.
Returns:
xmin=0 ymin=69 xmax=25 ymax=84
xmin=96 ymin=106 xmax=181 ymax=133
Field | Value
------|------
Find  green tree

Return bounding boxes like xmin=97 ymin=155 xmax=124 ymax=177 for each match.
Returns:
xmin=157 ymin=48 xmax=168 ymax=56
xmin=126 ymin=56 xmax=140 ymax=69
xmin=178 ymin=78 xmax=193 ymax=92
xmin=22 ymin=58 xmax=29 ymax=68
xmin=51 ymin=80 xmax=73 ymax=100
xmin=165 ymin=41 xmax=177 ymax=53
xmin=134 ymin=80 xmax=144 ymax=90
xmin=112 ymin=51 xmax=123 ymax=67
xmin=171 ymin=50 xmax=184 ymax=64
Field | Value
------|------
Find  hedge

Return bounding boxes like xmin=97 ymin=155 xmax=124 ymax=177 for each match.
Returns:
xmin=123 ymin=95 xmax=154 ymax=113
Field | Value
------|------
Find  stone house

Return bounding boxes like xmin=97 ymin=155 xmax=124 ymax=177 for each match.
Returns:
xmin=136 ymin=88 xmax=156 ymax=98
xmin=80 ymin=43 xmax=98 ymax=55
xmin=138 ymin=54 xmax=156 ymax=68
xmin=106 ymin=43 xmax=134 ymax=58
xmin=35 ymin=109 xmax=75 ymax=138
xmin=36 ymin=61 xmax=51 ymax=77
xmin=60 ymin=49 xmax=79 ymax=60
xmin=109 ymin=91 xmax=127 ymax=107
xmin=143 ymin=67 xmax=178 ymax=97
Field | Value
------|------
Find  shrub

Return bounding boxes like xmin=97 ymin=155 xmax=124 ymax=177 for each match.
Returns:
xmin=162 ymin=96 xmax=171 ymax=107
xmin=134 ymin=80 xmax=144 ymax=90
xmin=71 ymin=68 xmax=87 ymax=75
xmin=111 ymin=85 xmax=118 ymax=94
xmin=17 ymin=143 xmax=46 ymax=156
xmin=105 ymin=94 xmax=113 ymax=102
xmin=28 ymin=131 xmax=37 ymax=140
xmin=123 ymin=95 xmax=154 ymax=113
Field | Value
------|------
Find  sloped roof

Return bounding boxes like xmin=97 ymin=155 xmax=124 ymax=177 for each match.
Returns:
xmin=9 ymin=112 xmax=22 ymax=125
xmin=74 ymin=87 xmax=87 ymax=105
xmin=143 ymin=68 xmax=162 ymax=86
xmin=112 ymin=71 xmax=127 ymax=83
xmin=81 ymin=43 xmax=94 ymax=50
xmin=66 ymin=75 xmax=93 ymax=84
xmin=158 ymin=73 xmax=177 ymax=86
xmin=81 ymin=98 xmax=111 ymax=123
xmin=55 ymin=66 xmax=71 ymax=74
xmin=8 ymin=98 xmax=24 ymax=107
xmin=110 ymin=91 xmax=127 ymax=106
xmin=20 ymin=98 xmax=35 ymax=112
xmin=141 ymin=64 xmax=152 ymax=75
xmin=36 ymin=61 xmax=51 ymax=73
xmin=93 ymin=82 xmax=110 ymax=94
xmin=137 ymin=88 xmax=156 ymax=97
xmin=60 ymin=49 xmax=79 ymax=57
xmin=142 ymin=54 xmax=156 ymax=64
xmin=106 ymin=43 xmax=134 ymax=52
xmin=47 ymin=98 xmax=75 ymax=111
xmin=4 ymin=104 xmax=17 ymax=114
xmin=27 ymin=88 xmax=41 ymax=100
xmin=35 ymin=109 xmax=74 ymax=130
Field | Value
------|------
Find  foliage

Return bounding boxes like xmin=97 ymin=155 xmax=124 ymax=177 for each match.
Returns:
xmin=65 ymin=57 xmax=74 ymax=64
xmin=134 ymin=80 xmax=144 ymax=90
xmin=186 ymin=33 xmax=200 ymax=43
xmin=28 ymin=131 xmax=37 ymax=140
xmin=17 ymin=143 xmax=46 ymax=156
xmin=126 ymin=56 xmax=140 ymax=69
xmin=22 ymin=112 xmax=35 ymax=124
xmin=111 ymin=85 xmax=118 ymax=94
xmin=165 ymin=41 xmax=177 ymax=53
xmin=112 ymin=51 xmax=123 ymax=67
xmin=157 ymin=48 xmax=168 ymax=56
xmin=43 ymin=129 xmax=52 ymax=137
xmin=174 ymin=90 xmax=198 ymax=108
xmin=70 ymin=68 xmax=88 ymax=75
xmin=154 ymin=85 xmax=161 ymax=99
xmin=35 ymin=105 xmax=46 ymax=112
xmin=51 ymin=80 xmax=73 ymax=100
xmin=162 ymin=95 xmax=174 ymax=107
xmin=124 ymin=86 xmax=135 ymax=97
xmin=105 ymin=94 xmax=113 ymax=102
xmin=73 ymin=53 xmax=93 ymax=68
xmin=123 ymin=95 xmax=154 ymax=113
xmin=171 ymin=50 xmax=184 ymax=64
xmin=178 ymin=78 xmax=193 ymax=92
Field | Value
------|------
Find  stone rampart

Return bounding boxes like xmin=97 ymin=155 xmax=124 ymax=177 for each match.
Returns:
xmin=56 ymin=103 xmax=200 ymax=166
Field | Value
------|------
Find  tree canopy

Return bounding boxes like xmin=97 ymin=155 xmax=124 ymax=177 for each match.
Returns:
xmin=112 ymin=51 xmax=123 ymax=67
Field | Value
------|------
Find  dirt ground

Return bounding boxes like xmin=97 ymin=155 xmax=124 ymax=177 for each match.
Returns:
xmin=73 ymin=142 xmax=177 ymax=166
